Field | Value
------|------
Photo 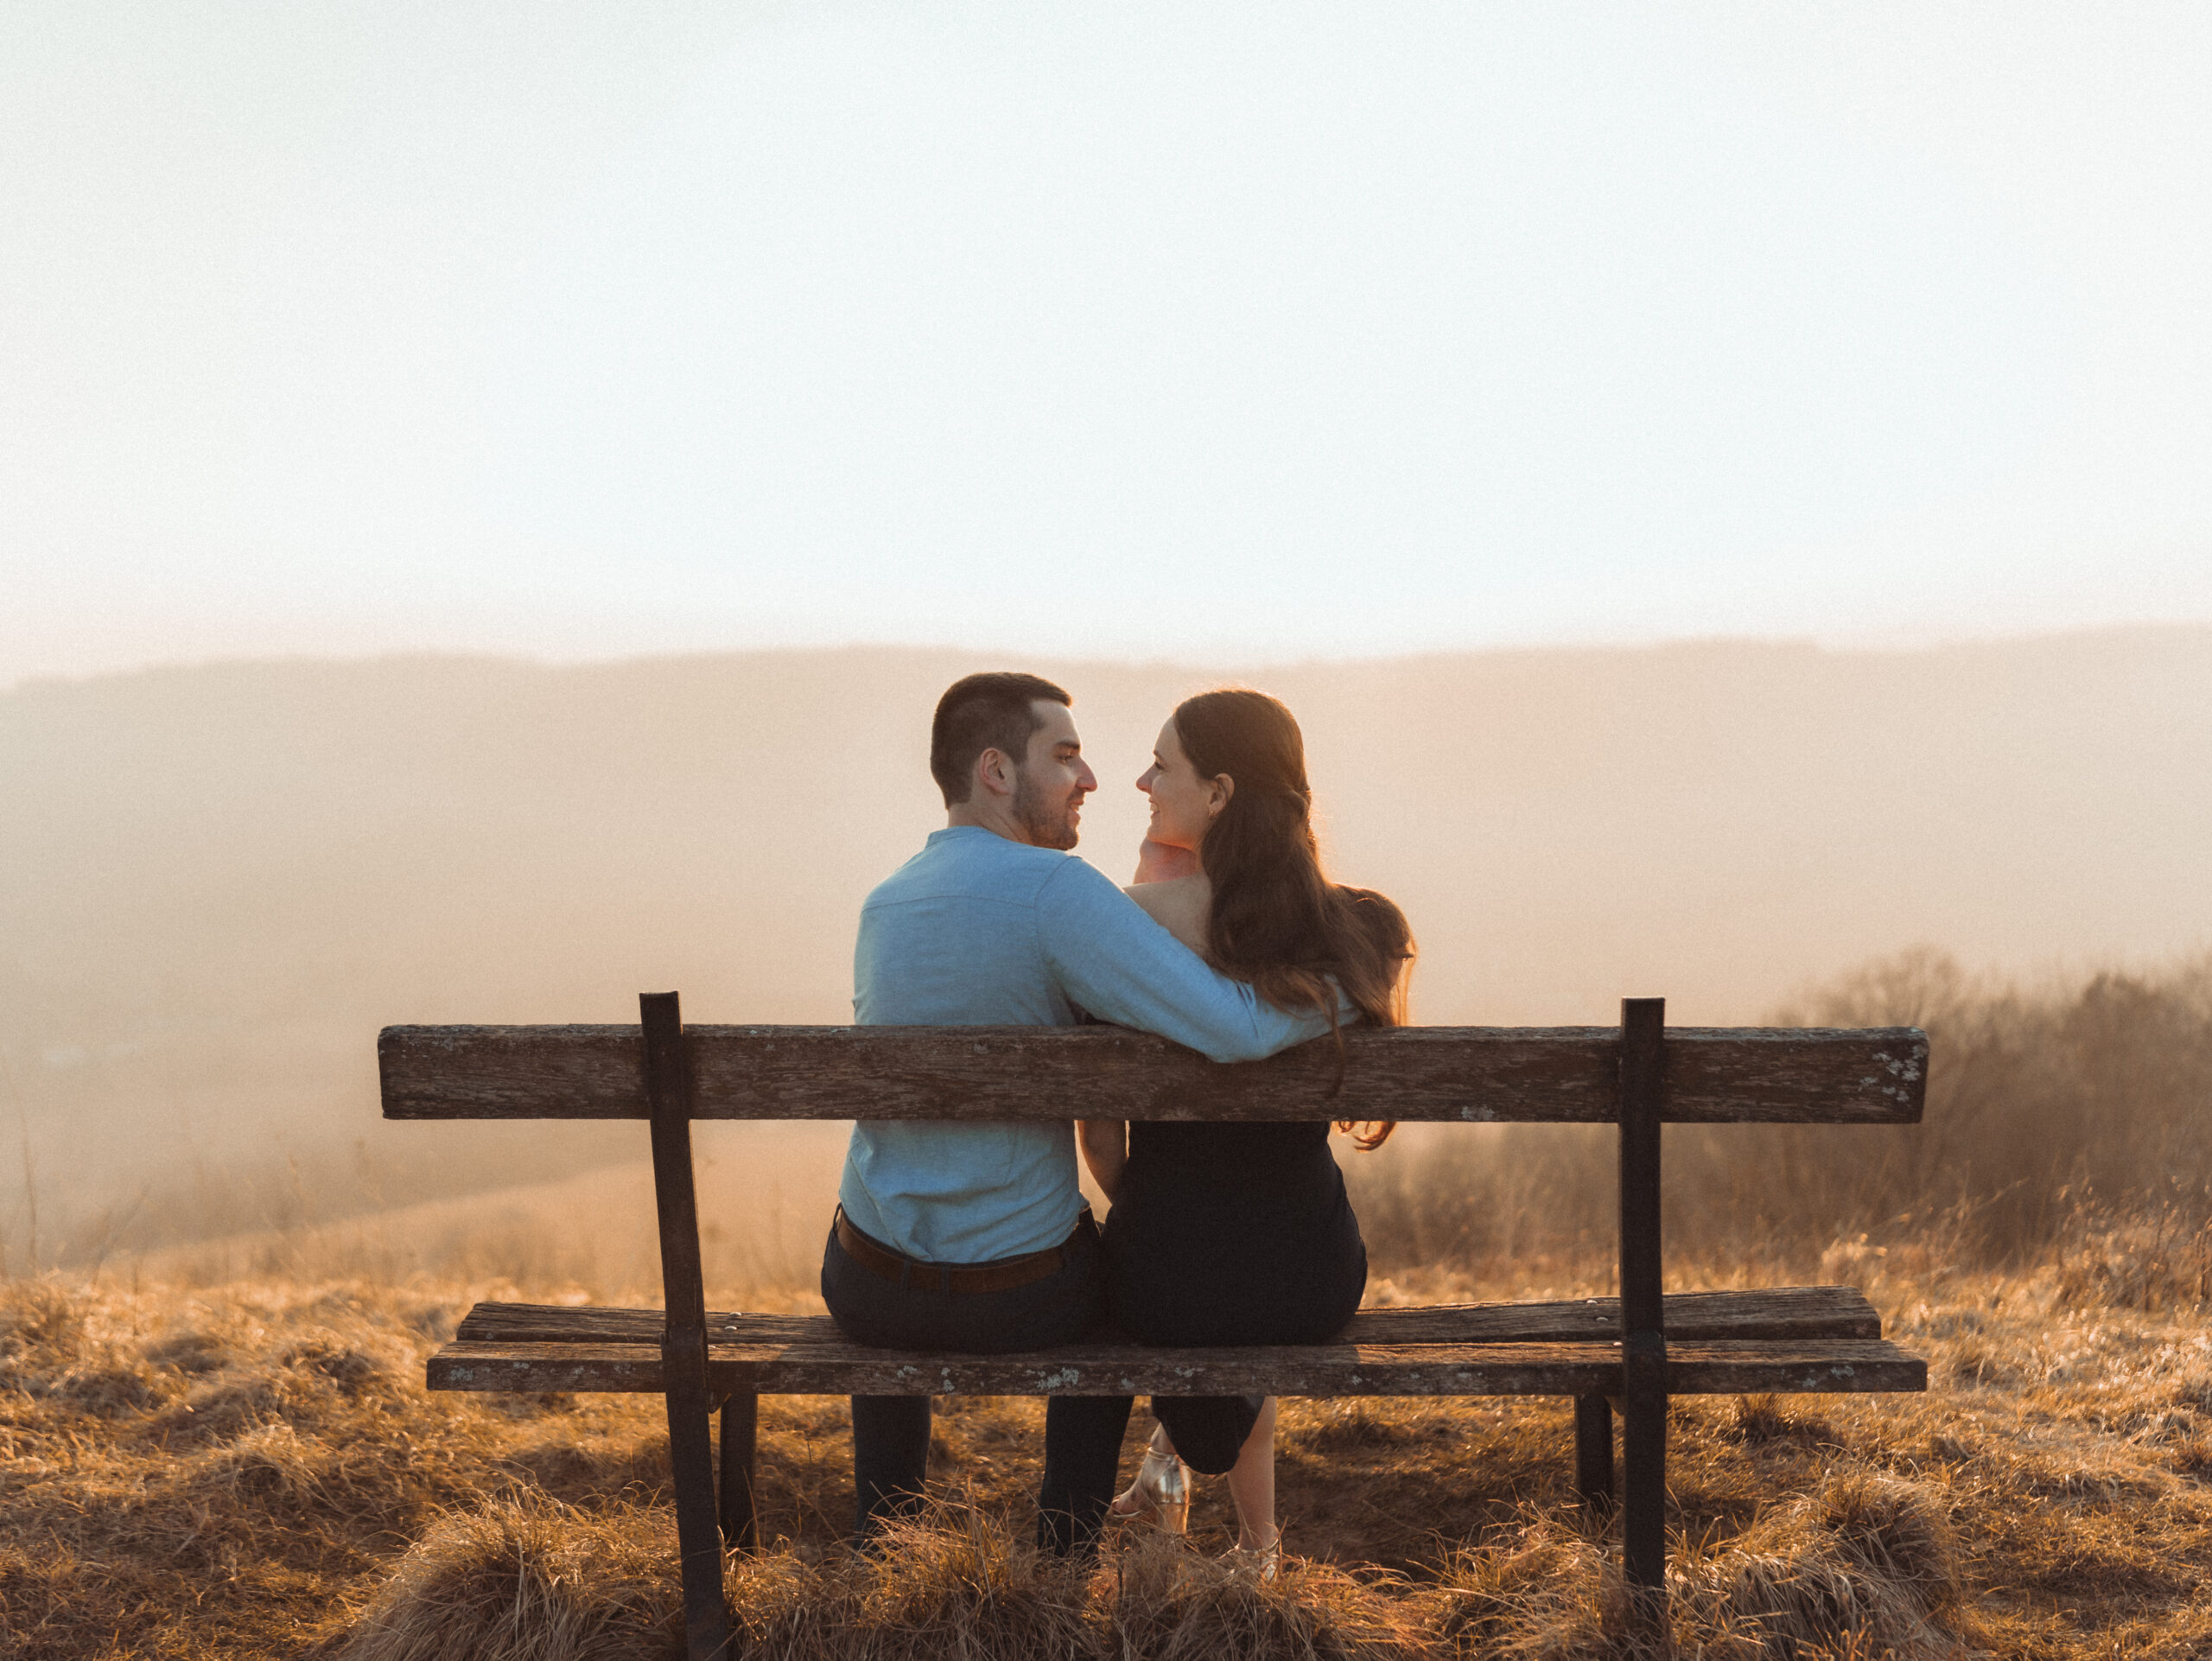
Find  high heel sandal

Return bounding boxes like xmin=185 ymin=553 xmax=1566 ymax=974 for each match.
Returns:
xmin=1109 ymin=1445 xmax=1191 ymax=1535
xmin=1225 ymin=1540 xmax=1281 ymax=1582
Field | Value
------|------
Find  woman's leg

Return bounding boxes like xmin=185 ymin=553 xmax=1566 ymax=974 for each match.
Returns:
xmin=1224 ymin=1396 xmax=1279 ymax=1554
xmin=1113 ymin=1399 xmax=1276 ymax=1553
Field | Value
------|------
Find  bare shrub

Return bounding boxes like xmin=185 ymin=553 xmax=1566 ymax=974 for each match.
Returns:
xmin=2051 ymin=1204 xmax=2212 ymax=1311
xmin=1753 ymin=949 xmax=2212 ymax=1266
xmin=1349 ymin=950 xmax=2212 ymax=1290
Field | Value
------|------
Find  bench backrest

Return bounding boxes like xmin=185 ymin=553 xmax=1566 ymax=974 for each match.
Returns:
xmin=378 ymin=1018 xmax=1929 ymax=1125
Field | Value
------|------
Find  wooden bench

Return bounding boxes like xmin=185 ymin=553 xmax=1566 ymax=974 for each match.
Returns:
xmin=379 ymin=993 xmax=1929 ymax=1658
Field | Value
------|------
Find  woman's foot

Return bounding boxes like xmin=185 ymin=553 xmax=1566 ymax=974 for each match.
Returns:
xmin=1224 ymin=1397 xmax=1279 ymax=1579
xmin=1225 ymin=1538 xmax=1280 ymax=1582
xmin=1109 ymin=1442 xmax=1191 ymax=1535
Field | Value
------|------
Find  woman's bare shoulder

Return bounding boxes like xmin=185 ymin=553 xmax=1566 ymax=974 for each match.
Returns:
xmin=1123 ymin=875 xmax=1212 ymax=955
xmin=1123 ymin=872 xmax=1210 ymax=909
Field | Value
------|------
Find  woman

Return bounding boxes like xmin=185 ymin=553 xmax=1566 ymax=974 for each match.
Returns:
xmin=1078 ymin=688 xmax=1413 ymax=1571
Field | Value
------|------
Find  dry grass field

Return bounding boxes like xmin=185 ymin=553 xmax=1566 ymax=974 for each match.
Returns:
xmin=3 ymin=1219 xmax=2208 ymax=1659
xmin=3 ymin=953 xmax=2208 ymax=1658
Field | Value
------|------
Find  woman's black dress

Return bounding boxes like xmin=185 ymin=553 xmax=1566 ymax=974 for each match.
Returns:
xmin=1103 ymin=1119 xmax=1367 ymax=1473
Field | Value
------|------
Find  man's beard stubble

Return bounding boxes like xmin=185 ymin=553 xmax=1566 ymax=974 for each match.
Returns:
xmin=1012 ymin=769 xmax=1080 ymax=850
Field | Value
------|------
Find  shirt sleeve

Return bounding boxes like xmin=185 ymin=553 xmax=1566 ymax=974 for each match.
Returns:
xmin=1033 ymin=858 xmax=1333 ymax=1063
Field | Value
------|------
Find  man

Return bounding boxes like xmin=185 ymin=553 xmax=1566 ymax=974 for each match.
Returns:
xmin=825 ymin=671 xmax=1329 ymax=1555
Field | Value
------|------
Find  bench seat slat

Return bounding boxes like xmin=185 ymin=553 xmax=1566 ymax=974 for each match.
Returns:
xmin=428 ymin=1334 xmax=1924 ymax=1397
xmin=454 ymin=1285 xmax=1881 ymax=1348
xmin=379 ymin=1023 xmax=1929 ymax=1125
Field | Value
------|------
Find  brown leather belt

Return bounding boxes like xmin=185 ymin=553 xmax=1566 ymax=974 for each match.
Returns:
xmin=833 ymin=1205 xmax=1093 ymax=1295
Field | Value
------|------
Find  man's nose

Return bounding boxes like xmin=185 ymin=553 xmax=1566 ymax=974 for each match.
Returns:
xmin=1076 ymin=760 xmax=1099 ymax=792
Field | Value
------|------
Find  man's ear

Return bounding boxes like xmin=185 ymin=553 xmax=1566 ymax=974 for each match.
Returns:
xmin=1207 ymin=773 xmax=1236 ymax=818
xmin=975 ymin=747 xmax=1018 ymax=800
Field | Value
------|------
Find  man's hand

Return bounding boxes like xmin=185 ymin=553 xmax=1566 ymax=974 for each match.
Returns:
xmin=1133 ymin=837 xmax=1200 ymax=884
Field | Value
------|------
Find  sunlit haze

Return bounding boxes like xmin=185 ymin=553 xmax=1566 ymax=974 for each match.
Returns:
xmin=4 ymin=3 xmax=2209 ymax=682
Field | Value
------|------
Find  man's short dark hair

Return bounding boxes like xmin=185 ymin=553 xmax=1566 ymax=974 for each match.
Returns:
xmin=931 ymin=672 xmax=1072 ymax=806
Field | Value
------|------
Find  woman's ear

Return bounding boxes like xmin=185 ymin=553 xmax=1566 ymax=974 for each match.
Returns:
xmin=1207 ymin=773 xmax=1236 ymax=818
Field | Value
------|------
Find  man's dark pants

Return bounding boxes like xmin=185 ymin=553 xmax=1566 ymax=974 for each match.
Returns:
xmin=821 ymin=1216 xmax=1135 ymax=1556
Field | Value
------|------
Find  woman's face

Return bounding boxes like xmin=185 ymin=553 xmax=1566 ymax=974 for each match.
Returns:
xmin=1136 ymin=718 xmax=1230 ymax=851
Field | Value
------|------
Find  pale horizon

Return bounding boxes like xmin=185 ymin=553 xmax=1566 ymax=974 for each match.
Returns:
xmin=9 ymin=616 xmax=2208 ymax=698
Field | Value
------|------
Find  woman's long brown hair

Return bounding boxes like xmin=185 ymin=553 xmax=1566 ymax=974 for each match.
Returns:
xmin=1173 ymin=689 xmax=1415 ymax=1149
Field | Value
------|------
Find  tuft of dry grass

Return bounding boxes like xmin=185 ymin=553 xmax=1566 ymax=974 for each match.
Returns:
xmin=1108 ymin=1531 xmax=1426 ymax=1660
xmin=1424 ymin=1511 xmax=1611 ymax=1658
xmin=728 ymin=1496 xmax=1101 ymax=1660
xmin=1675 ymin=1473 xmax=1960 ymax=1659
xmin=341 ymin=1499 xmax=680 ymax=1661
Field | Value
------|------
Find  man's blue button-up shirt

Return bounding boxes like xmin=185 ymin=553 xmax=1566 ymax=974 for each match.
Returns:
xmin=838 ymin=825 xmax=1329 ymax=1263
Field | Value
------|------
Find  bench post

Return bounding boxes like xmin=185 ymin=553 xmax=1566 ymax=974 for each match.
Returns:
xmin=1618 ymin=996 xmax=1669 ymax=1629
xmin=1573 ymin=1392 xmax=1614 ymax=1512
xmin=642 ymin=992 xmax=732 ymax=1661
xmin=719 ymin=1394 xmax=758 ymax=1550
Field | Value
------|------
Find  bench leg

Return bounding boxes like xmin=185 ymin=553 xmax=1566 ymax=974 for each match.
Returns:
xmin=664 ymin=1343 xmax=730 ymax=1659
xmin=640 ymin=994 xmax=732 ymax=1660
xmin=719 ymin=1391 xmax=759 ymax=1550
xmin=1573 ymin=1393 xmax=1614 ymax=1513
xmin=1616 ymin=997 xmax=1670 ymax=1639
xmin=1621 ymin=1333 xmax=1669 ymax=1628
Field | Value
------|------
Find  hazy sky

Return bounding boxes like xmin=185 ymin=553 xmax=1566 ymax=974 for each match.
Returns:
xmin=4 ymin=3 xmax=2208 ymax=684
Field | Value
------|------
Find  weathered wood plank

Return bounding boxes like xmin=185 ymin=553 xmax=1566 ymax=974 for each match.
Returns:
xmin=426 ymin=1336 xmax=1926 ymax=1397
xmin=379 ymin=1023 xmax=1929 ymax=1124
xmin=454 ymin=1285 xmax=1883 ymax=1348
